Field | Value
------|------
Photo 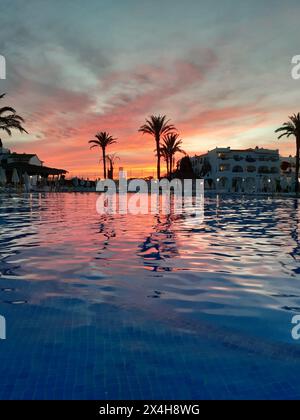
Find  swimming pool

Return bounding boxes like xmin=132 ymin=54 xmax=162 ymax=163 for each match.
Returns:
xmin=0 ymin=193 xmax=300 ymax=400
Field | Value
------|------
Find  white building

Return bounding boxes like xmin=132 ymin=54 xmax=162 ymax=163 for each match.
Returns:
xmin=0 ymin=139 xmax=66 ymax=185
xmin=0 ymin=140 xmax=43 ymax=167
xmin=190 ymin=147 xmax=281 ymax=193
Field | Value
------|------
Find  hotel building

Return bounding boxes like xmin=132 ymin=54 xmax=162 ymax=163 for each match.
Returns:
xmin=0 ymin=139 xmax=67 ymax=185
xmin=189 ymin=147 xmax=283 ymax=193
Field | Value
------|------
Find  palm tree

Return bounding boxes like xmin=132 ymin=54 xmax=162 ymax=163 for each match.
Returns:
xmin=89 ymin=132 xmax=117 ymax=179
xmin=160 ymin=146 xmax=170 ymax=178
xmin=106 ymin=153 xmax=120 ymax=180
xmin=276 ymin=113 xmax=300 ymax=193
xmin=139 ymin=115 xmax=176 ymax=179
xmin=0 ymin=93 xmax=27 ymax=135
xmin=161 ymin=133 xmax=185 ymax=177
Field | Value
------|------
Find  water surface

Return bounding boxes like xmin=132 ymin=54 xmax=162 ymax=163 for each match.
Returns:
xmin=0 ymin=193 xmax=300 ymax=399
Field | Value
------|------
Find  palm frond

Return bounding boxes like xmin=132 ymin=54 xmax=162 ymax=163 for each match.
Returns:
xmin=0 ymin=94 xmax=27 ymax=134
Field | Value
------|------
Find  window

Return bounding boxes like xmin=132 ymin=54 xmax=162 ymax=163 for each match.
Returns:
xmin=233 ymin=155 xmax=244 ymax=161
xmin=219 ymin=164 xmax=230 ymax=172
xmin=246 ymin=156 xmax=256 ymax=163
xmin=218 ymin=153 xmax=230 ymax=160
xmin=270 ymin=167 xmax=279 ymax=174
xmin=258 ymin=166 xmax=270 ymax=174
xmin=232 ymin=165 xmax=243 ymax=173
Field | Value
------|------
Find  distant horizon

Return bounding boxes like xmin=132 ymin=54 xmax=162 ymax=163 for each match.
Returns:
xmin=1 ymin=140 xmax=296 ymax=180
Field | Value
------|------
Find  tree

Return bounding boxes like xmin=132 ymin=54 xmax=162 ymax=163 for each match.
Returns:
xmin=106 ymin=154 xmax=120 ymax=180
xmin=160 ymin=146 xmax=170 ymax=178
xmin=0 ymin=93 xmax=27 ymax=136
xmin=89 ymin=132 xmax=117 ymax=179
xmin=139 ymin=115 xmax=176 ymax=179
xmin=161 ymin=133 xmax=185 ymax=177
xmin=276 ymin=113 xmax=300 ymax=193
xmin=174 ymin=156 xmax=196 ymax=179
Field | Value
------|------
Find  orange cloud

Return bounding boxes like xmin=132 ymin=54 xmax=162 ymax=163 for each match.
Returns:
xmin=5 ymin=51 xmax=297 ymax=178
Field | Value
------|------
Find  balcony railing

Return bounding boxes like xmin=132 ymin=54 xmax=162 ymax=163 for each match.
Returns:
xmin=232 ymin=166 xmax=244 ymax=173
xmin=258 ymin=167 xmax=279 ymax=174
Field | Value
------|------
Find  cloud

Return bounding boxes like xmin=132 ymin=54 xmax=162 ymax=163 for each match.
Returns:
xmin=1 ymin=1 xmax=300 ymax=176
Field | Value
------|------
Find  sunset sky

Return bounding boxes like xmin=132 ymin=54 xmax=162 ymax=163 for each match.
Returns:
xmin=0 ymin=0 xmax=299 ymax=178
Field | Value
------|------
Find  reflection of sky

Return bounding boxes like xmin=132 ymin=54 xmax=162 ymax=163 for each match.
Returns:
xmin=1 ymin=193 xmax=300 ymax=300
xmin=0 ymin=0 xmax=300 ymax=176
xmin=2 ymin=196 xmax=300 ymax=399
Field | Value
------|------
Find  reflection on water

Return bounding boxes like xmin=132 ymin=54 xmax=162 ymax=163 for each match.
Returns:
xmin=1 ymin=194 xmax=300 ymax=317
xmin=1 ymin=193 xmax=300 ymax=399
xmin=1 ymin=193 xmax=300 ymax=320
xmin=138 ymin=214 xmax=179 ymax=272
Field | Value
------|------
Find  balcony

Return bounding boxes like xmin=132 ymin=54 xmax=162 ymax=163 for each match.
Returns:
xmin=258 ymin=167 xmax=271 ymax=174
xmin=219 ymin=164 xmax=231 ymax=172
xmin=218 ymin=153 xmax=230 ymax=161
xmin=245 ymin=156 xmax=256 ymax=163
xmin=233 ymin=155 xmax=244 ymax=161
xmin=232 ymin=165 xmax=244 ymax=173
xmin=270 ymin=167 xmax=279 ymax=174
xmin=258 ymin=156 xmax=279 ymax=162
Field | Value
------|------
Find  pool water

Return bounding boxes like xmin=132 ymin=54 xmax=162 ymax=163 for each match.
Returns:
xmin=1 ymin=193 xmax=300 ymax=400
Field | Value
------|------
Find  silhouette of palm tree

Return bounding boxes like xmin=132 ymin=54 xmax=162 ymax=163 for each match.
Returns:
xmin=106 ymin=153 xmax=120 ymax=180
xmin=89 ymin=132 xmax=117 ymax=179
xmin=276 ymin=113 xmax=300 ymax=193
xmin=161 ymin=133 xmax=185 ymax=177
xmin=0 ymin=93 xmax=27 ymax=136
xmin=161 ymin=146 xmax=170 ymax=178
xmin=139 ymin=115 xmax=176 ymax=179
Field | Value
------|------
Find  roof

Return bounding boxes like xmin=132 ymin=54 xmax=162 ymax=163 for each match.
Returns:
xmin=8 ymin=153 xmax=37 ymax=162
xmin=213 ymin=147 xmax=279 ymax=154
xmin=2 ymin=162 xmax=67 ymax=176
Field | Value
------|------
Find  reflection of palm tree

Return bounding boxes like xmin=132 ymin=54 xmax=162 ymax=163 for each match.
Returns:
xmin=139 ymin=115 xmax=176 ymax=180
xmin=89 ymin=132 xmax=117 ymax=179
xmin=276 ymin=113 xmax=300 ymax=193
xmin=96 ymin=215 xmax=116 ymax=254
xmin=0 ymin=93 xmax=28 ymax=135
xmin=138 ymin=213 xmax=179 ymax=272
xmin=290 ymin=200 xmax=300 ymax=270
xmin=161 ymin=133 xmax=185 ymax=177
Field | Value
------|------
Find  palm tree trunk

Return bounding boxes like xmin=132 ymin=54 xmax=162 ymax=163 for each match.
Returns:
xmin=156 ymin=135 xmax=161 ymax=180
xmin=170 ymin=154 xmax=173 ymax=176
xmin=102 ymin=148 xmax=107 ymax=179
xmin=111 ymin=163 xmax=114 ymax=180
xmin=296 ymin=137 xmax=300 ymax=194
xmin=166 ymin=158 xmax=169 ymax=178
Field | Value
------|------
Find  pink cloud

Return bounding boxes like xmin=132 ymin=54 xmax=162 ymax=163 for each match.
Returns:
xmin=5 ymin=49 xmax=297 ymax=177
